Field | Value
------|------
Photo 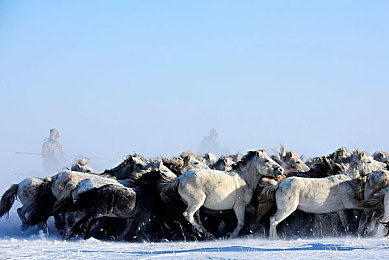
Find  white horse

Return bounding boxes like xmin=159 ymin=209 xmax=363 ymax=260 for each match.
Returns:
xmin=264 ymin=150 xmax=385 ymax=239
xmin=160 ymin=150 xmax=284 ymax=238
xmin=249 ymin=146 xmax=310 ymax=231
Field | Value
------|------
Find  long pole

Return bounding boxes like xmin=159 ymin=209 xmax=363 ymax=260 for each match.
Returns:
xmin=15 ymin=152 xmax=111 ymax=161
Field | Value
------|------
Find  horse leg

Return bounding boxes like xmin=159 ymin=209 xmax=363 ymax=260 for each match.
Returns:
xmin=182 ymin=193 xmax=211 ymax=237
xmin=269 ymin=190 xmax=299 ymax=239
xmin=249 ymin=200 xmax=274 ymax=232
xmin=117 ymin=219 xmax=133 ymax=241
xmin=17 ymin=207 xmax=30 ymax=231
xmin=54 ymin=213 xmax=65 ymax=235
xmin=64 ymin=211 xmax=75 ymax=240
xmin=82 ymin=217 xmax=96 ymax=239
xmin=230 ymin=205 xmax=245 ymax=238
xmin=64 ymin=210 xmax=87 ymax=240
xmin=337 ymin=210 xmax=349 ymax=232
xmin=376 ymin=192 xmax=389 ymax=237
xmin=17 ymin=207 xmax=26 ymax=223
xmin=357 ymin=209 xmax=371 ymax=236
xmin=367 ymin=211 xmax=380 ymax=236
xmin=313 ymin=214 xmax=324 ymax=238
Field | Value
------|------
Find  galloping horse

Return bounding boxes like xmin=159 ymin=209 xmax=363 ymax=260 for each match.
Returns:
xmin=264 ymin=150 xmax=385 ymax=239
xmin=249 ymin=146 xmax=310 ymax=231
xmin=160 ymin=150 xmax=283 ymax=238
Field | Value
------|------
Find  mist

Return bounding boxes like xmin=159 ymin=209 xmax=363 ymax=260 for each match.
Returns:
xmin=1 ymin=0 xmax=389 ymax=236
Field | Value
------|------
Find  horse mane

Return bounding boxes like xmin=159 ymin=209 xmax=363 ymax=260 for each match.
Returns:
xmin=128 ymin=169 xmax=159 ymax=187
xmin=231 ymin=150 xmax=263 ymax=171
xmin=257 ymin=177 xmax=278 ymax=201
xmin=106 ymin=153 xmax=148 ymax=171
xmin=162 ymin=156 xmax=184 ymax=175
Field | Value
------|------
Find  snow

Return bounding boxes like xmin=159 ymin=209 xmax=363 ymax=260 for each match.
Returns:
xmin=1 ymin=236 xmax=389 ymax=259
xmin=2 ymin=199 xmax=389 ymax=259
xmin=1 ymin=211 xmax=389 ymax=259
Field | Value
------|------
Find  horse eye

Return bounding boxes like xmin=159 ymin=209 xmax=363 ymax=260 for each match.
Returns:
xmin=367 ymin=161 xmax=371 ymax=164
xmin=296 ymin=161 xmax=301 ymax=164
xmin=264 ymin=160 xmax=269 ymax=163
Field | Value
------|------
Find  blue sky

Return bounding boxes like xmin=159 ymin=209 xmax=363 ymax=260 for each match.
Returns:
xmin=0 ymin=1 xmax=388 ymax=181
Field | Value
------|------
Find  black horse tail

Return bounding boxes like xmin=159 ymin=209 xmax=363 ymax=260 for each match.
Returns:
xmin=0 ymin=184 xmax=18 ymax=218
xmin=24 ymin=180 xmax=56 ymax=226
xmin=160 ymin=177 xmax=180 ymax=203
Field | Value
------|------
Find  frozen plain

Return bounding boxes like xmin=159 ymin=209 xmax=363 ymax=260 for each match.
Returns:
xmin=2 ymin=235 xmax=389 ymax=259
xmin=1 ymin=201 xmax=389 ymax=259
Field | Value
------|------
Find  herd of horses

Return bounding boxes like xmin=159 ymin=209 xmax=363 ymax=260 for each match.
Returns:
xmin=2 ymin=147 xmax=389 ymax=241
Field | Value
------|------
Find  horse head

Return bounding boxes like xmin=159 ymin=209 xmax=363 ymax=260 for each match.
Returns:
xmin=103 ymin=153 xmax=148 ymax=179
xmin=213 ymin=155 xmax=234 ymax=171
xmin=277 ymin=146 xmax=310 ymax=173
xmin=253 ymin=150 xmax=284 ymax=177
xmin=373 ymin=150 xmax=389 ymax=163
xmin=196 ymin=152 xmax=217 ymax=166
xmin=349 ymin=150 xmax=386 ymax=177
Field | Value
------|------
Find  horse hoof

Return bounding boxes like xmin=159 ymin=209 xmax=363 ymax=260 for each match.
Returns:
xmin=205 ymin=233 xmax=214 ymax=239
xmin=20 ymin=224 xmax=29 ymax=232
xmin=249 ymin=224 xmax=258 ymax=233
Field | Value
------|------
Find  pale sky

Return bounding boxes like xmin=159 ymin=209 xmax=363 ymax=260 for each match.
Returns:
xmin=1 ymin=1 xmax=389 ymax=186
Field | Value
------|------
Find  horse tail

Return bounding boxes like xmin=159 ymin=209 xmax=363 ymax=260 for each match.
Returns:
xmin=258 ymin=177 xmax=279 ymax=201
xmin=24 ymin=180 xmax=56 ymax=226
xmin=160 ymin=177 xmax=180 ymax=203
xmin=359 ymin=190 xmax=385 ymax=209
xmin=0 ymin=184 xmax=18 ymax=218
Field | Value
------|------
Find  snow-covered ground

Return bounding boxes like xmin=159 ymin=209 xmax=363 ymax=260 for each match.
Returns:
xmin=2 ymin=199 xmax=389 ymax=259
xmin=1 ymin=236 xmax=389 ymax=259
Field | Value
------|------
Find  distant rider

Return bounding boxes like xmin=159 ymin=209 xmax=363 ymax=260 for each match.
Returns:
xmin=42 ymin=128 xmax=65 ymax=172
xmin=198 ymin=129 xmax=229 ymax=157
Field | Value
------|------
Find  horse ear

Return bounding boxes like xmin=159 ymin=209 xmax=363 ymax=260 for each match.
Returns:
xmin=341 ymin=147 xmax=347 ymax=156
xmin=280 ymin=146 xmax=286 ymax=157
xmin=286 ymin=151 xmax=292 ymax=159
xmin=157 ymin=160 xmax=163 ymax=168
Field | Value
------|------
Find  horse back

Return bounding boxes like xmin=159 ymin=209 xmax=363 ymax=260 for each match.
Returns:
xmin=179 ymin=169 xmax=245 ymax=210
